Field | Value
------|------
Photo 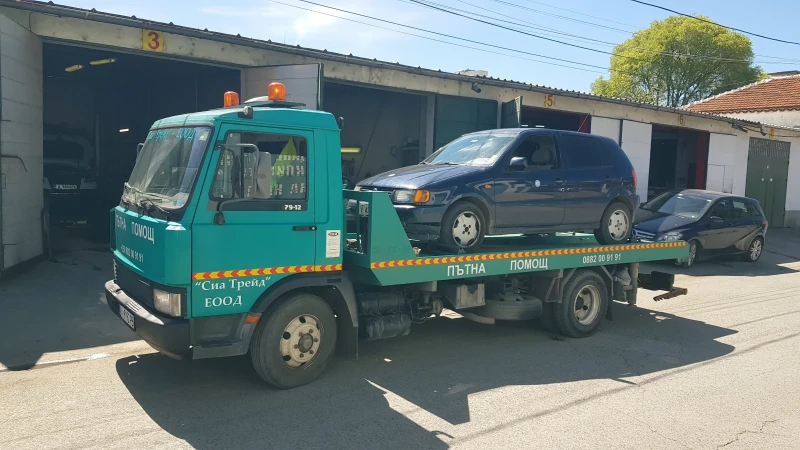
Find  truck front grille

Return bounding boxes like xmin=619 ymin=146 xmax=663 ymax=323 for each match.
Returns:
xmin=113 ymin=258 xmax=155 ymax=309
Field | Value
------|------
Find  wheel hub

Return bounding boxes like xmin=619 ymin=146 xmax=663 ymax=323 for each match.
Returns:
xmin=607 ymin=210 xmax=629 ymax=240
xmin=453 ymin=212 xmax=479 ymax=246
xmin=280 ymin=315 xmax=322 ymax=368
xmin=574 ymin=286 xmax=601 ymax=325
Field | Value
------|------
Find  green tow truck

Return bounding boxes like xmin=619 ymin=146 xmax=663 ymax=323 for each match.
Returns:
xmin=105 ymin=85 xmax=689 ymax=389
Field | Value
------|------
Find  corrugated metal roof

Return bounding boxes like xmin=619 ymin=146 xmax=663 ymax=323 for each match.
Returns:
xmin=4 ymin=0 xmax=800 ymax=134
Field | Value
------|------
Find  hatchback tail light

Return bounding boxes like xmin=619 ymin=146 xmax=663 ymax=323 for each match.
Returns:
xmin=632 ymin=169 xmax=638 ymax=189
xmin=765 ymin=221 xmax=769 ymax=233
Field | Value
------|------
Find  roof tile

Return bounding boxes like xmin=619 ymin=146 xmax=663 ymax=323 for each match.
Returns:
xmin=686 ymin=75 xmax=800 ymax=113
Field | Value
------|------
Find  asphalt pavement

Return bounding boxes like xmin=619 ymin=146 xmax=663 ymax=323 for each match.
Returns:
xmin=1 ymin=231 xmax=799 ymax=449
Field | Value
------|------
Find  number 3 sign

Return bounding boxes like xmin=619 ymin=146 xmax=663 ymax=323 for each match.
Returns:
xmin=143 ymin=30 xmax=164 ymax=52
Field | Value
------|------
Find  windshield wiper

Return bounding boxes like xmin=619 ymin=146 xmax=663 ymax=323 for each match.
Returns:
xmin=138 ymin=198 xmax=172 ymax=221
xmin=437 ymin=162 xmax=463 ymax=166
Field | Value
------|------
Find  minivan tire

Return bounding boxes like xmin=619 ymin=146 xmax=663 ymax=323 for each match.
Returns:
xmin=440 ymin=201 xmax=486 ymax=252
xmin=594 ymin=202 xmax=632 ymax=245
xmin=741 ymin=236 xmax=764 ymax=263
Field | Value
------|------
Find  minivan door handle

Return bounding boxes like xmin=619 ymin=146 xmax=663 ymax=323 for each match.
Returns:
xmin=292 ymin=226 xmax=318 ymax=232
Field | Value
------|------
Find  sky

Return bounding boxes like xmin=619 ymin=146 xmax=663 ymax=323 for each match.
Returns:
xmin=55 ymin=0 xmax=800 ymax=92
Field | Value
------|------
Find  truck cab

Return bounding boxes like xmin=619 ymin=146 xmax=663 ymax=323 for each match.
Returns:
xmin=106 ymin=85 xmax=355 ymax=369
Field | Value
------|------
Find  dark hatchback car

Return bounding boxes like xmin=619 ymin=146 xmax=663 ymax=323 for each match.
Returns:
xmin=633 ymin=189 xmax=768 ymax=268
xmin=355 ymin=128 xmax=639 ymax=250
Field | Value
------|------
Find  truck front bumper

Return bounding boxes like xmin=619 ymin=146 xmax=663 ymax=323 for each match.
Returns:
xmin=105 ymin=280 xmax=191 ymax=359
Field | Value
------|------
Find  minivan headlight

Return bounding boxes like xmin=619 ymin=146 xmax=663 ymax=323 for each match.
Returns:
xmin=154 ymin=289 xmax=182 ymax=317
xmin=658 ymin=231 xmax=683 ymax=241
xmin=393 ymin=189 xmax=431 ymax=204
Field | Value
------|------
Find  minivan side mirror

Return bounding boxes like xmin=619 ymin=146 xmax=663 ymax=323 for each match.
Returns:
xmin=509 ymin=157 xmax=528 ymax=171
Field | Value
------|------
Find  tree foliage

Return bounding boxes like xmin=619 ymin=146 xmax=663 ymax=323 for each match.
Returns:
xmin=591 ymin=16 xmax=765 ymax=107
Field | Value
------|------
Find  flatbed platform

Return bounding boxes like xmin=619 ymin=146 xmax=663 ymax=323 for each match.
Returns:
xmin=343 ymin=191 xmax=688 ymax=286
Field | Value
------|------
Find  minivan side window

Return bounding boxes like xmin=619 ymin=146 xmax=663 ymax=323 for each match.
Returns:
xmin=511 ymin=135 xmax=559 ymax=171
xmin=745 ymin=203 xmax=763 ymax=218
xmin=732 ymin=200 xmax=749 ymax=219
xmin=559 ymin=134 xmax=607 ymax=169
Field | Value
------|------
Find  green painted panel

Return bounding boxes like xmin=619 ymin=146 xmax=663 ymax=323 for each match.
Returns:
xmin=746 ymin=138 xmax=790 ymax=227
xmin=434 ymin=95 xmax=498 ymax=149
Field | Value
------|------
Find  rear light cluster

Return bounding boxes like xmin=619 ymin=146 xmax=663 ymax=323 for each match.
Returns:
xmin=632 ymin=170 xmax=638 ymax=189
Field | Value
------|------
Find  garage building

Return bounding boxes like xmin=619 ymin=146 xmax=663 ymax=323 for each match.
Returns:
xmin=1 ymin=0 xmax=798 ymax=276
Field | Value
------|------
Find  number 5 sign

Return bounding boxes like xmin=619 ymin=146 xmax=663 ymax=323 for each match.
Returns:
xmin=143 ymin=29 xmax=165 ymax=52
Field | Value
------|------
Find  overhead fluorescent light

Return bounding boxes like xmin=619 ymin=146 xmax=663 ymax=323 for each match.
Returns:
xmin=535 ymin=125 xmax=545 ymax=128
xmin=119 ymin=128 xmax=130 ymax=133
xmin=341 ymin=147 xmax=361 ymax=154
xmin=64 ymin=64 xmax=84 ymax=73
xmin=90 ymin=58 xmax=116 ymax=66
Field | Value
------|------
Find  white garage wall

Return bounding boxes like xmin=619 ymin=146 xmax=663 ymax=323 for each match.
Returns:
xmin=0 ymin=14 xmax=43 ymax=270
xmin=732 ymin=135 xmax=750 ymax=196
xmin=707 ymin=133 xmax=737 ymax=193
xmin=590 ymin=117 xmax=621 ymax=144
xmin=784 ymin=137 xmax=800 ymax=228
xmin=620 ymin=120 xmax=652 ymax=201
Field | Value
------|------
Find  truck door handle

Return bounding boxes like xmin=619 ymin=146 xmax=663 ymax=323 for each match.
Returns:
xmin=292 ymin=226 xmax=317 ymax=232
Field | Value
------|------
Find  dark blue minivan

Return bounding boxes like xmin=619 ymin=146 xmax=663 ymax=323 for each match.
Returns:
xmin=356 ymin=129 xmax=639 ymax=250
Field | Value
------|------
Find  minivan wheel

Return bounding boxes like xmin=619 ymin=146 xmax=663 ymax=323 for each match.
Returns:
xmin=594 ymin=202 xmax=631 ymax=245
xmin=440 ymin=202 xmax=486 ymax=252
xmin=742 ymin=237 xmax=764 ymax=263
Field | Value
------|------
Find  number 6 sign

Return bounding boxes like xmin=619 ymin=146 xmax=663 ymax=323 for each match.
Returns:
xmin=143 ymin=29 xmax=164 ymax=52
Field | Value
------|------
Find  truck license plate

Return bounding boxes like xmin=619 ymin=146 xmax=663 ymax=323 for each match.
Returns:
xmin=119 ymin=305 xmax=135 ymax=330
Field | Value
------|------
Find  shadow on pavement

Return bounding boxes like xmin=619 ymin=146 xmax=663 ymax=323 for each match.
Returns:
xmin=0 ymin=227 xmax=132 ymax=370
xmin=117 ymin=304 xmax=735 ymax=449
xmin=644 ymin=250 xmax=798 ymax=278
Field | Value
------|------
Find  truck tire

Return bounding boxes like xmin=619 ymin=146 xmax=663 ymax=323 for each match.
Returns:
xmin=594 ymin=202 xmax=631 ymax=245
xmin=250 ymin=292 xmax=337 ymax=389
xmin=553 ymin=270 xmax=608 ymax=338
xmin=439 ymin=201 xmax=486 ymax=252
xmin=538 ymin=301 xmax=559 ymax=333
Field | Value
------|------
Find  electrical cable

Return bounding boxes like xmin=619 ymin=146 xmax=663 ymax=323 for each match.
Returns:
xmin=630 ymin=0 xmax=800 ymax=46
xmin=270 ymin=0 xmax=606 ymax=73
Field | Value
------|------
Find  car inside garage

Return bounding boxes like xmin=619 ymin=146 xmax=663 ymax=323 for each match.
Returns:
xmin=42 ymin=43 xmax=240 ymax=250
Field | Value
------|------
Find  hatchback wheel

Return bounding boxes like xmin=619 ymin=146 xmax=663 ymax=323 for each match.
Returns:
xmin=742 ymin=237 xmax=764 ymax=263
xmin=594 ymin=202 xmax=631 ymax=245
xmin=676 ymin=240 xmax=698 ymax=268
xmin=440 ymin=202 xmax=486 ymax=252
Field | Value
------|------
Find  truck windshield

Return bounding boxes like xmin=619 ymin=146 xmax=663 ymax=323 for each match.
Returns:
xmin=422 ymin=132 xmax=518 ymax=166
xmin=123 ymin=126 xmax=212 ymax=209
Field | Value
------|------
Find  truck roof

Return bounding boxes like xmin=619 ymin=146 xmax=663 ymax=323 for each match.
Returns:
xmin=150 ymin=106 xmax=340 ymax=131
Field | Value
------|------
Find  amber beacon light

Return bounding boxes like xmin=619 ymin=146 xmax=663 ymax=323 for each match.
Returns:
xmin=268 ymin=82 xmax=287 ymax=102
xmin=223 ymin=91 xmax=240 ymax=107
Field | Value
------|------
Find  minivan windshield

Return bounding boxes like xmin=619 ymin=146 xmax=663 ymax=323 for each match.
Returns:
xmin=422 ymin=132 xmax=518 ymax=166
xmin=122 ymin=126 xmax=212 ymax=210
xmin=641 ymin=191 xmax=714 ymax=219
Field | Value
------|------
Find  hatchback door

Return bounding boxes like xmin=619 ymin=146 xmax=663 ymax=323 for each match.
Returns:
xmin=726 ymin=199 xmax=762 ymax=253
xmin=493 ymin=133 xmax=566 ymax=229
xmin=699 ymin=199 xmax=734 ymax=255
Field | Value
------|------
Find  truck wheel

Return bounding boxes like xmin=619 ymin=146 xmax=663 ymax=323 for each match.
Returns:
xmin=553 ymin=270 xmax=608 ymax=338
xmin=741 ymin=237 xmax=764 ymax=263
xmin=538 ymin=301 xmax=559 ymax=333
xmin=594 ymin=202 xmax=631 ymax=245
xmin=439 ymin=202 xmax=486 ymax=252
xmin=250 ymin=293 xmax=337 ymax=389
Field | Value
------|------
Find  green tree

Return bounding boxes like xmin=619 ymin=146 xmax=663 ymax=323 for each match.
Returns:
xmin=591 ymin=15 xmax=766 ymax=107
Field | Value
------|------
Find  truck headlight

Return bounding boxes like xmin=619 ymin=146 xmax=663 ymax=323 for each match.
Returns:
xmin=658 ymin=231 xmax=683 ymax=241
xmin=393 ymin=189 xmax=431 ymax=204
xmin=154 ymin=289 xmax=182 ymax=317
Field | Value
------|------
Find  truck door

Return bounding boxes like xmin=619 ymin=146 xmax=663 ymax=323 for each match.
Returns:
xmin=241 ymin=64 xmax=323 ymax=109
xmin=190 ymin=124 xmax=317 ymax=317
